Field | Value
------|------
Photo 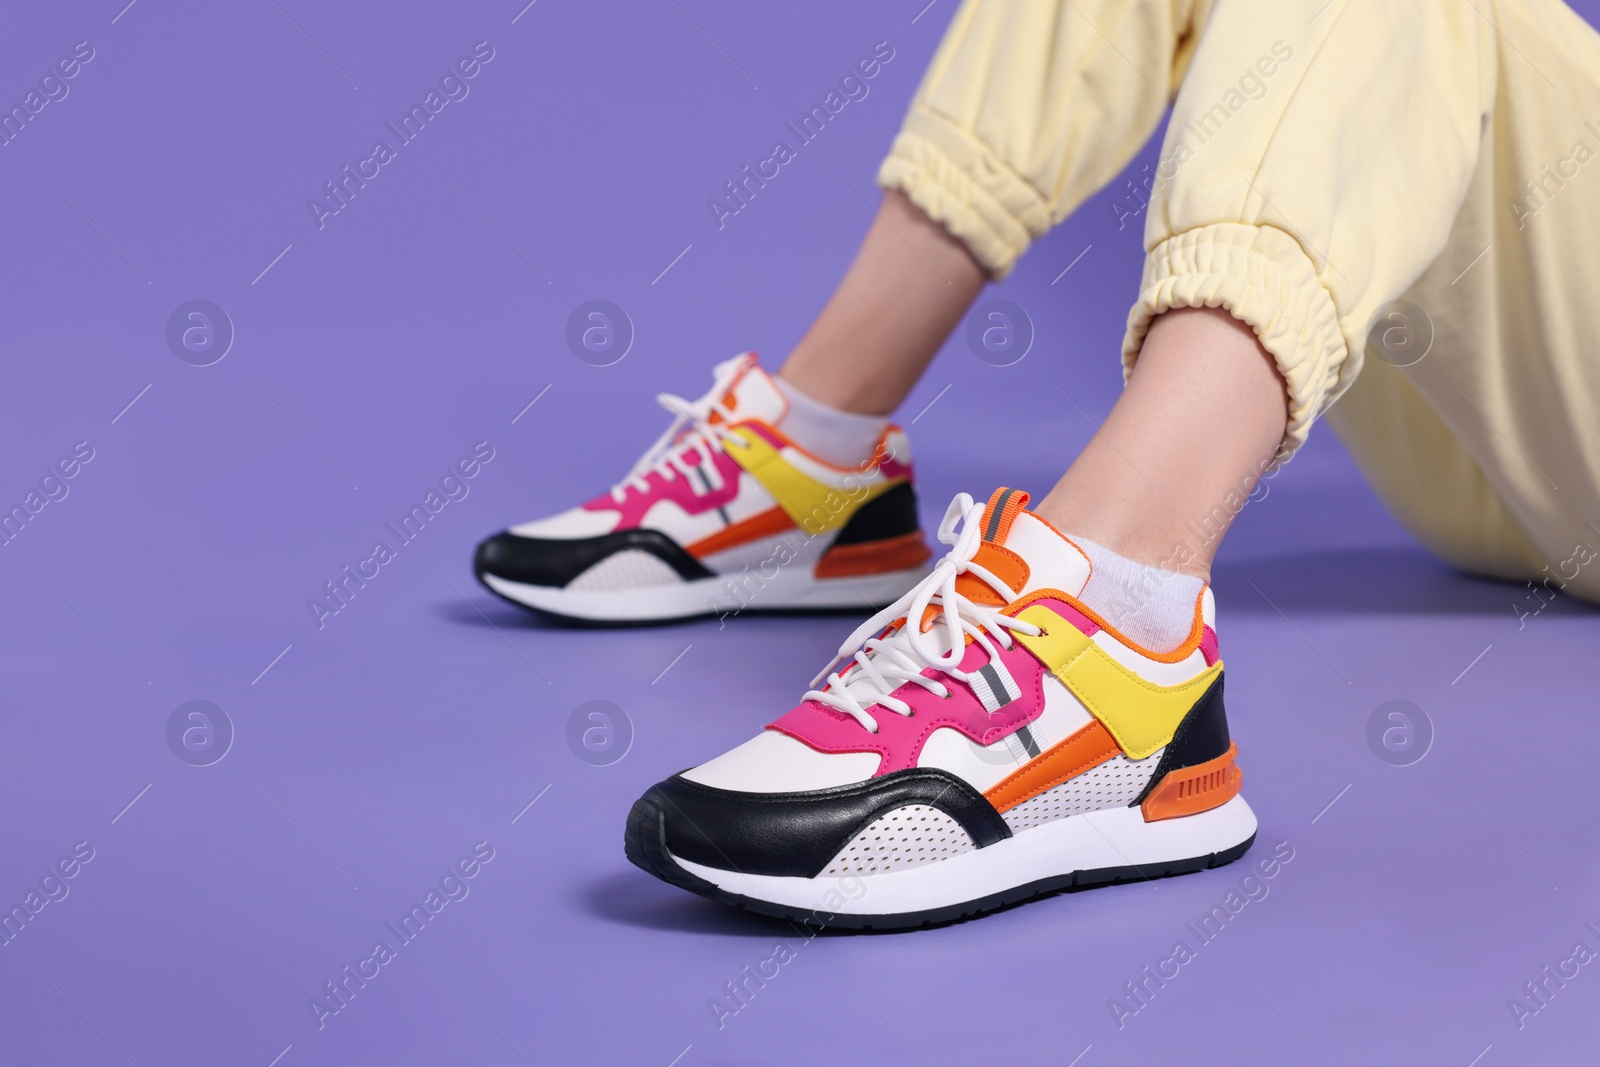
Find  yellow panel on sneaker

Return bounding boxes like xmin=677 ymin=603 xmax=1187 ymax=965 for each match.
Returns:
xmin=1013 ymin=604 xmax=1221 ymax=760
xmin=721 ymin=424 xmax=898 ymax=534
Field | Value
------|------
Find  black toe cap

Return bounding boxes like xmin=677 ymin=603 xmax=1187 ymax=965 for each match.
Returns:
xmin=628 ymin=768 xmax=1011 ymax=879
xmin=473 ymin=528 xmax=714 ymax=588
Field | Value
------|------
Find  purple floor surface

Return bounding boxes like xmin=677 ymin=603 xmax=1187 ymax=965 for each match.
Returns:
xmin=4 ymin=2 xmax=1599 ymax=1064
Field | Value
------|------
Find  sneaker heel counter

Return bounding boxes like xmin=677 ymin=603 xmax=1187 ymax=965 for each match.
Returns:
xmin=1166 ymin=671 xmax=1233 ymax=767
xmin=1132 ymin=672 xmax=1242 ymax=821
xmin=832 ymin=481 xmax=923 ymax=544
xmin=815 ymin=482 xmax=932 ymax=579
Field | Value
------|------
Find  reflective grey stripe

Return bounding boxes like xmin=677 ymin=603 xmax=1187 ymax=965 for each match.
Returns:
xmin=686 ymin=464 xmax=730 ymax=524
xmin=977 ymin=663 xmax=1012 ymax=708
xmin=984 ymin=489 xmax=1016 ymax=542
xmin=1014 ymin=725 xmax=1041 ymax=759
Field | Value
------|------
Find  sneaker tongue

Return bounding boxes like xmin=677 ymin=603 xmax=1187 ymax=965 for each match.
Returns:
xmin=713 ymin=352 xmax=787 ymax=426
xmin=958 ymin=487 xmax=1091 ymax=603
xmin=913 ymin=487 xmax=1091 ymax=635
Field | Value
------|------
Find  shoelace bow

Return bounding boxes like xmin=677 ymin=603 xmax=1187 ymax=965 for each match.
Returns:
xmin=803 ymin=493 xmax=1042 ymax=733
xmin=611 ymin=364 xmax=743 ymax=503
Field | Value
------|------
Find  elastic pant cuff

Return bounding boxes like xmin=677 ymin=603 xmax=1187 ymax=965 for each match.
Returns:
xmin=876 ymin=107 xmax=1053 ymax=279
xmin=1123 ymin=222 xmax=1350 ymax=459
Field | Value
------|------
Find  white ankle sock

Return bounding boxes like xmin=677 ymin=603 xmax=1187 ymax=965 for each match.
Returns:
xmin=1071 ymin=537 xmax=1204 ymax=653
xmin=774 ymin=377 xmax=888 ymax=468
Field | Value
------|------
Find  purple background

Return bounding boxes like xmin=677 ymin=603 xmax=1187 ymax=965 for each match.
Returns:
xmin=4 ymin=1 xmax=1600 ymax=1064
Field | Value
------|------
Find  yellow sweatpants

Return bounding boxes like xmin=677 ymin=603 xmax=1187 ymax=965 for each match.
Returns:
xmin=879 ymin=0 xmax=1600 ymax=601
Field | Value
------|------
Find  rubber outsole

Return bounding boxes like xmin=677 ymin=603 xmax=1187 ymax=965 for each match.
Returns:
xmin=475 ymin=565 xmax=928 ymax=626
xmin=624 ymin=795 xmax=1257 ymax=932
xmin=474 ymin=575 xmax=903 ymax=628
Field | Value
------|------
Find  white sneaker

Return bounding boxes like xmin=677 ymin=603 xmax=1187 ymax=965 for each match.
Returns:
xmin=626 ymin=488 xmax=1255 ymax=928
xmin=474 ymin=354 xmax=932 ymax=623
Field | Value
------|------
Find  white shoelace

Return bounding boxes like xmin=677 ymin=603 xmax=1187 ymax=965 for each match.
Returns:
xmin=611 ymin=364 xmax=742 ymax=503
xmin=802 ymin=493 xmax=1042 ymax=733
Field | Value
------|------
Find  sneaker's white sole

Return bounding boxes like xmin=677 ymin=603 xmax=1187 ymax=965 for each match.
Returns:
xmin=662 ymin=796 xmax=1257 ymax=927
xmin=480 ymin=564 xmax=931 ymax=623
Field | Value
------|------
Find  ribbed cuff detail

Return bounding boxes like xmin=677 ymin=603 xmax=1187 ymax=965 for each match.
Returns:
xmin=876 ymin=107 xmax=1052 ymax=279
xmin=1122 ymin=223 xmax=1350 ymax=460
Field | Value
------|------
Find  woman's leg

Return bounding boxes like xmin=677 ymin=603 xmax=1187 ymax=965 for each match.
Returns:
xmin=779 ymin=0 xmax=1212 ymax=415
xmin=1034 ymin=307 xmax=1287 ymax=581
xmin=777 ymin=189 xmax=986 ymax=416
xmin=783 ymin=0 xmax=1501 ymax=641
xmin=1028 ymin=0 xmax=1516 ymax=595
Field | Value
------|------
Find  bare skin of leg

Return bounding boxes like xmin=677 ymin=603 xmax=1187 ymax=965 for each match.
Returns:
xmin=778 ymin=189 xmax=987 ymax=415
xmin=1032 ymin=307 xmax=1288 ymax=582
xmin=777 ymin=191 xmax=1286 ymax=582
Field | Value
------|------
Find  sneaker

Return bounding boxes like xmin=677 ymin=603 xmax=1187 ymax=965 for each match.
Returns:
xmin=474 ymin=354 xmax=933 ymax=623
xmin=625 ymin=488 xmax=1256 ymax=928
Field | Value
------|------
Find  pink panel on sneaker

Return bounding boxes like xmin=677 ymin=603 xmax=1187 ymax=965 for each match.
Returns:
xmin=767 ymin=641 xmax=1047 ymax=776
xmin=581 ymin=447 xmax=742 ymax=530
xmin=876 ymin=452 xmax=911 ymax=481
xmin=1200 ymin=625 xmax=1219 ymax=666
